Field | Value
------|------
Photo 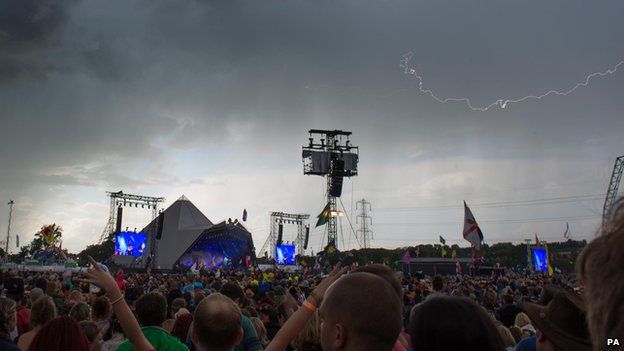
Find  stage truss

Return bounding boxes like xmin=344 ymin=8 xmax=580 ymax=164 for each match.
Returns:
xmin=99 ymin=191 xmax=165 ymax=243
xmin=260 ymin=212 xmax=310 ymax=259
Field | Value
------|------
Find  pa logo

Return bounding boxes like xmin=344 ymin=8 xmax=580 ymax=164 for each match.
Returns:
xmin=607 ymin=338 xmax=620 ymax=346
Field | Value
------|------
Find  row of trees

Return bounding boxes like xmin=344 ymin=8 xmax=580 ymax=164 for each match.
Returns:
xmin=8 ymin=224 xmax=587 ymax=273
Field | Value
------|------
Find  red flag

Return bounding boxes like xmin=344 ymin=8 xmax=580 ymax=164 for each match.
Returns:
xmin=456 ymin=261 xmax=462 ymax=274
xmin=463 ymin=201 xmax=484 ymax=250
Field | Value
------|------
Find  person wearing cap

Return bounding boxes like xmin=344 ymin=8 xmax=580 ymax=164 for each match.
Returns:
xmin=522 ymin=290 xmax=592 ymax=351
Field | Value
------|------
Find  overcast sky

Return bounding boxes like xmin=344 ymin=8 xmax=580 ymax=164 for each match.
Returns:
xmin=1 ymin=0 xmax=623 ymax=254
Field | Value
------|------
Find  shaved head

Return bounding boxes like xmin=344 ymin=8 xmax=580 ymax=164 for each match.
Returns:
xmin=320 ymin=272 xmax=402 ymax=351
xmin=193 ymin=293 xmax=243 ymax=351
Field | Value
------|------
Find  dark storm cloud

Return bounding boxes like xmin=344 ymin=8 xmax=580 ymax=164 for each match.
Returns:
xmin=0 ymin=0 xmax=622 ymax=254
xmin=0 ymin=0 xmax=76 ymax=81
xmin=0 ymin=0 xmax=622 ymax=232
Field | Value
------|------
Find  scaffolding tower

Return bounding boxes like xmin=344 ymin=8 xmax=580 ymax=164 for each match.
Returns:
xmin=260 ymin=212 xmax=310 ymax=258
xmin=603 ymin=155 xmax=624 ymax=226
xmin=99 ymin=191 xmax=165 ymax=243
xmin=302 ymin=130 xmax=358 ymax=250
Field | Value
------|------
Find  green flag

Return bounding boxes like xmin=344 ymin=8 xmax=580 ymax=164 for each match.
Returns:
xmin=441 ymin=246 xmax=447 ymax=258
xmin=316 ymin=202 xmax=332 ymax=227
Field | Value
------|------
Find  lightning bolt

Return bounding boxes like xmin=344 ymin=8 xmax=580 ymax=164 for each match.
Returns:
xmin=400 ymin=52 xmax=624 ymax=111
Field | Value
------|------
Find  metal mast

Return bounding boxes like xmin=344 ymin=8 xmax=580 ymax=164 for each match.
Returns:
xmin=524 ymin=238 xmax=533 ymax=272
xmin=603 ymin=155 xmax=624 ymax=226
xmin=356 ymin=199 xmax=372 ymax=249
xmin=302 ymin=130 xmax=358 ymax=251
xmin=5 ymin=200 xmax=14 ymax=257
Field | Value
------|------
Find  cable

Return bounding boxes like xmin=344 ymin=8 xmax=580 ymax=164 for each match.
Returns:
xmin=339 ymin=198 xmax=362 ymax=248
xmin=374 ymin=214 xmax=600 ymax=226
xmin=375 ymin=194 xmax=604 ymax=212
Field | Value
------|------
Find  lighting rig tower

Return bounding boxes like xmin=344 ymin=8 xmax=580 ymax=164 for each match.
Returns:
xmin=524 ymin=238 xmax=533 ymax=272
xmin=260 ymin=212 xmax=310 ymax=259
xmin=603 ymin=155 xmax=624 ymax=226
xmin=303 ymin=130 xmax=359 ymax=250
xmin=100 ymin=191 xmax=165 ymax=243
xmin=356 ymin=199 xmax=372 ymax=249
xmin=5 ymin=200 xmax=14 ymax=258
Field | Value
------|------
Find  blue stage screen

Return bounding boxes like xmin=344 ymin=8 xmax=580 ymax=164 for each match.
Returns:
xmin=276 ymin=245 xmax=296 ymax=265
xmin=532 ymin=248 xmax=548 ymax=272
xmin=115 ymin=232 xmax=147 ymax=256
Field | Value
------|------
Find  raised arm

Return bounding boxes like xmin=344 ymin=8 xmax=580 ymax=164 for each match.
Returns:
xmin=82 ymin=256 xmax=154 ymax=351
xmin=265 ymin=266 xmax=344 ymax=351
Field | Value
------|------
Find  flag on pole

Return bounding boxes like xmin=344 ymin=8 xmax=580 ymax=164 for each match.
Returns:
xmin=439 ymin=236 xmax=446 ymax=245
xmin=463 ymin=201 xmax=484 ymax=250
xmin=402 ymin=251 xmax=411 ymax=264
xmin=315 ymin=202 xmax=332 ymax=227
xmin=242 ymin=209 xmax=248 ymax=222
xmin=535 ymin=233 xmax=540 ymax=248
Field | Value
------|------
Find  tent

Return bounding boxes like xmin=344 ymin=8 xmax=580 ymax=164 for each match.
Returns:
xmin=111 ymin=195 xmax=213 ymax=270
xmin=177 ymin=219 xmax=256 ymax=270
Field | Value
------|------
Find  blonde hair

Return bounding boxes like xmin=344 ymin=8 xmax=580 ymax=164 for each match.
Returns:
xmin=291 ymin=310 xmax=321 ymax=351
xmin=68 ymin=290 xmax=84 ymax=303
xmin=497 ymin=325 xmax=516 ymax=348
xmin=250 ymin=317 xmax=268 ymax=346
xmin=30 ymin=296 xmax=57 ymax=327
xmin=70 ymin=302 xmax=92 ymax=323
xmin=0 ymin=297 xmax=16 ymax=336
xmin=514 ymin=312 xmax=531 ymax=328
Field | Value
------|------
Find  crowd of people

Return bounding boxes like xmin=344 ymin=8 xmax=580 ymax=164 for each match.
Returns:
xmin=0 ymin=199 xmax=622 ymax=351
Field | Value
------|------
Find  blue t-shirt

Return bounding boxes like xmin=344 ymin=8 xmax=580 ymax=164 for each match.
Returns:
xmin=516 ymin=335 xmax=537 ymax=351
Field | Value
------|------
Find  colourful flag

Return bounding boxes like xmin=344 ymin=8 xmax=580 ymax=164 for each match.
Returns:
xmin=463 ymin=202 xmax=484 ymax=250
xmin=242 ymin=209 xmax=248 ymax=222
xmin=402 ymin=251 xmax=411 ymax=264
xmin=441 ymin=246 xmax=447 ymax=258
xmin=315 ymin=202 xmax=332 ymax=227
